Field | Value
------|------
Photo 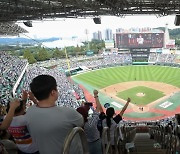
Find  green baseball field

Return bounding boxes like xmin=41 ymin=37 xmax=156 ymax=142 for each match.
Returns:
xmin=72 ymin=65 xmax=180 ymax=121
xmin=116 ymin=86 xmax=165 ymax=105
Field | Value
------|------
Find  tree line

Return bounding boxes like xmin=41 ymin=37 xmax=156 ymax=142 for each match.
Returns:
xmin=157 ymin=27 xmax=180 ymax=47
xmin=10 ymin=39 xmax=105 ymax=64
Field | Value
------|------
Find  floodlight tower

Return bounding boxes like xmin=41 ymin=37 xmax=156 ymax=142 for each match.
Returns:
xmin=164 ymin=23 xmax=170 ymax=48
xmin=85 ymin=29 xmax=90 ymax=50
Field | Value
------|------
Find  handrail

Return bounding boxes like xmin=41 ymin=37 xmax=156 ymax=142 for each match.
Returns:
xmin=62 ymin=127 xmax=89 ymax=154
xmin=114 ymin=126 xmax=120 ymax=154
xmin=12 ymin=62 xmax=28 ymax=97
xmin=102 ymin=127 xmax=111 ymax=154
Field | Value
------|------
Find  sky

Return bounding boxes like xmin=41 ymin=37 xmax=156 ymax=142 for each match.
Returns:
xmin=16 ymin=15 xmax=180 ymax=48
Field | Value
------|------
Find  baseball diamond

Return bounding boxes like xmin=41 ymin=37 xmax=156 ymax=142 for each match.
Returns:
xmin=72 ymin=65 xmax=180 ymax=121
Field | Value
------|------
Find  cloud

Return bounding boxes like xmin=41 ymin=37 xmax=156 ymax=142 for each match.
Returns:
xmin=42 ymin=39 xmax=84 ymax=48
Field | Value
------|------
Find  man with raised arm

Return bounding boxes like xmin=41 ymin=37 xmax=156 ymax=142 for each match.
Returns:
xmin=76 ymin=89 xmax=103 ymax=154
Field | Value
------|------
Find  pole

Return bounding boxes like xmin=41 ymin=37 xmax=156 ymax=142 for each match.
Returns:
xmin=64 ymin=47 xmax=71 ymax=75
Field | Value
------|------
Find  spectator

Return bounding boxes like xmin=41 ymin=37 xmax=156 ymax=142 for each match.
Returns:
xmin=0 ymin=99 xmax=20 ymax=130
xmin=26 ymin=75 xmax=83 ymax=154
xmin=102 ymin=98 xmax=131 ymax=150
xmin=77 ymin=90 xmax=103 ymax=154
xmin=6 ymin=91 xmax=38 ymax=154
xmin=0 ymin=99 xmax=20 ymax=154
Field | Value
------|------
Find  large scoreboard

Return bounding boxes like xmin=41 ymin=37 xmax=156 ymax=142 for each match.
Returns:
xmin=116 ymin=33 xmax=164 ymax=48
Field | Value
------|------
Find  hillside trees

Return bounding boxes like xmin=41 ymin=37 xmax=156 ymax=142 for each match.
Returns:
xmin=19 ymin=39 xmax=105 ymax=63
xmin=23 ymin=49 xmax=37 ymax=64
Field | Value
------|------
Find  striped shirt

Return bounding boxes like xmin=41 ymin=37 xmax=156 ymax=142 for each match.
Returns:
xmin=7 ymin=115 xmax=38 ymax=153
xmin=84 ymin=110 xmax=100 ymax=142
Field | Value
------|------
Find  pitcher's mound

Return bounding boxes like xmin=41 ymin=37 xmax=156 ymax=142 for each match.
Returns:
xmin=136 ymin=93 xmax=145 ymax=97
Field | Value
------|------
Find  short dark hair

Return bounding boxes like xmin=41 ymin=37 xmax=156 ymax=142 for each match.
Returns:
xmin=30 ymin=75 xmax=57 ymax=101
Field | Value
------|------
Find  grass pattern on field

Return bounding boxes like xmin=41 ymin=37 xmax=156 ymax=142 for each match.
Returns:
xmin=116 ymin=86 xmax=165 ymax=105
xmin=73 ymin=66 xmax=180 ymax=88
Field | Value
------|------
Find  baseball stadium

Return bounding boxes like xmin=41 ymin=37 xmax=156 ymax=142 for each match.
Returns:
xmin=1 ymin=1 xmax=180 ymax=153
xmin=69 ymin=28 xmax=180 ymax=122
xmin=1 ymin=25 xmax=180 ymax=154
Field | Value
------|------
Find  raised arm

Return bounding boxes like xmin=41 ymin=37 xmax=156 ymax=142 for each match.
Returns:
xmin=93 ymin=90 xmax=103 ymax=113
xmin=0 ymin=99 xmax=20 ymax=130
xmin=119 ymin=98 xmax=131 ymax=117
xmin=22 ymin=90 xmax=28 ymax=102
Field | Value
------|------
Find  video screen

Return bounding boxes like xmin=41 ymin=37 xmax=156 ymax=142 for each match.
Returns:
xmin=116 ymin=33 xmax=164 ymax=48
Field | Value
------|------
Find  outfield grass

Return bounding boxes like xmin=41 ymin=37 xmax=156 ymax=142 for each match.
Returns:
xmin=72 ymin=66 xmax=180 ymax=88
xmin=116 ymin=86 xmax=165 ymax=105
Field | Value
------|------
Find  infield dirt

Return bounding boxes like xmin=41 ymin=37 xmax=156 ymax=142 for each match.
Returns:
xmin=100 ymin=81 xmax=180 ymax=113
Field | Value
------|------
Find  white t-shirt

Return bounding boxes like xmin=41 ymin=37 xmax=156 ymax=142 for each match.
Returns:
xmin=8 ymin=115 xmax=38 ymax=153
xmin=102 ymin=118 xmax=117 ymax=145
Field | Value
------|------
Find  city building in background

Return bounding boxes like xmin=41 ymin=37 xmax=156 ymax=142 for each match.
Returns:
xmin=164 ymin=24 xmax=175 ymax=49
xmin=92 ymin=31 xmax=102 ymax=40
xmin=105 ymin=28 xmax=113 ymax=40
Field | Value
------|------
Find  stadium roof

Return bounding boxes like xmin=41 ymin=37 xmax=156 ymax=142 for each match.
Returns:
xmin=0 ymin=22 xmax=28 ymax=36
xmin=0 ymin=0 xmax=180 ymax=36
xmin=0 ymin=0 xmax=180 ymax=22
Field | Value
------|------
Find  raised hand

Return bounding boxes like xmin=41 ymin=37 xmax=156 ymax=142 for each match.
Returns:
xmin=127 ymin=98 xmax=131 ymax=103
xmin=22 ymin=90 xmax=28 ymax=100
xmin=93 ymin=90 xmax=98 ymax=96
xmin=10 ymin=98 xmax=20 ymax=110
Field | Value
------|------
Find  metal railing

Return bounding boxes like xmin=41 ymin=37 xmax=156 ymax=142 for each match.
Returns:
xmin=62 ymin=127 xmax=89 ymax=154
xmin=102 ymin=127 xmax=111 ymax=154
xmin=114 ymin=126 xmax=120 ymax=154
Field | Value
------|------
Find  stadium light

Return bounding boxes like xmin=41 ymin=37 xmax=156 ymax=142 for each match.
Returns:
xmin=23 ymin=21 xmax=33 ymax=27
xmin=93 ymin=17 xmax=101 ymax=24
xmin=174 ymin=15 xmax=180 ymax=26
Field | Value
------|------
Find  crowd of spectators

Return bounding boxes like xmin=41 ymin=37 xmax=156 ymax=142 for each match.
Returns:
xmin=22 ymin=66 xmax=82 ymax=108
xmin=1 ymin=51 xmax=180 ymax=153
xmin=1 ymin=51 xmax=180 ymax=108
xmin=59 ymin=53 xmax=132 ymax=70
xmin=148 ymin=53 xmax=158 ymax=62
xmin=149 ymin=52 xmax=178 ymax=63
xmin=0 ymin=51 xmax=28 ymax=106
xmin=0 ymin=52 xmax=133 ymax=108
xmin=0 ymin=74 xmax=132 ymax=154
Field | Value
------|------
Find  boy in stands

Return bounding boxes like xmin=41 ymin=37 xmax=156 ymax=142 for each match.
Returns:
xmin=6 ymin=96 xmax=38 ymax=154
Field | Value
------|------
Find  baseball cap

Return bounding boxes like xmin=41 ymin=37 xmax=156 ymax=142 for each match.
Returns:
xmin=104 ymin=103 xmax=110 ymax=108
xmin=76 ymin=106 xmax=89 ymax=122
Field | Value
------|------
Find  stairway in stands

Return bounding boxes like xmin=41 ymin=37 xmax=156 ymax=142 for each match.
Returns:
xmin=130 ymin=133 xmax=166 ymax=154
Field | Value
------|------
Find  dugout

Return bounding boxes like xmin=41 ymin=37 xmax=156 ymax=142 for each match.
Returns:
xmin=65 ymin=66 xmax=89 ymax=77
xmin=86 ymin=50 xmax=94 ymax=56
